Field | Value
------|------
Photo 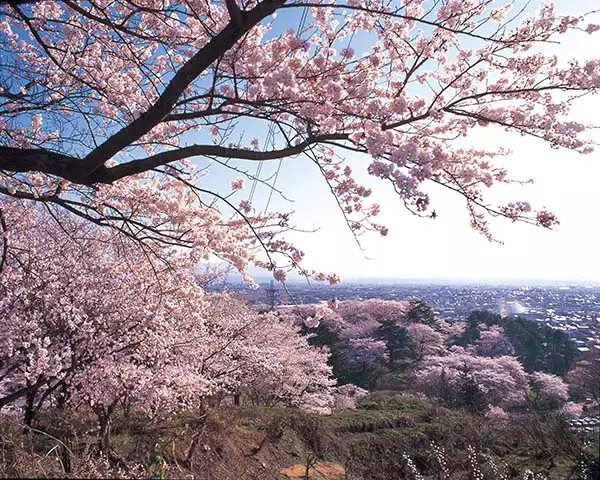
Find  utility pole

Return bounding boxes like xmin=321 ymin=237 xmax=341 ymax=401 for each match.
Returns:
xmin=266 ymin=280 xmax=278 ymax=311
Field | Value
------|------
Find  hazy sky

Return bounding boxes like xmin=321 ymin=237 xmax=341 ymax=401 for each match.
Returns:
xmin=208 ymin=1 xmax=600 ymax=284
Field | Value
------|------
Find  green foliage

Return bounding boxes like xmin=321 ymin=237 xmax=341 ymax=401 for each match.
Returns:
xmin=374 ymin=321 xmax=416 ymax=366
xmin=406 ymin=301 xmax=437 ymax=327
xmin=462 ymin=311 xmax=576 ymax=375
xmin=372 ymin=371 xmax=406 ymax=391
xmin=452 ymin=370 xmax=489 ymax=414
xmin=148 ymin=454 xmax=168 ymax=480
xmin=356 ymin=392 xmax=428 ymax=414
xmin=343 ymin=362 xmax=389 ymax=390
xmin=305 ymin=322 xmax=354 ymax=385
xmin=455 ymin=315 xmax=482 ymax=346
xmin=307 ymin=319 xmax=414 ymax=390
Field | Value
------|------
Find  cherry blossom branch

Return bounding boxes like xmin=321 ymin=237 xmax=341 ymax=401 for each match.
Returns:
xmin=0 ymin=206 xmax=6 ymax=273
xmin=96 ymin=134 xmax=347 ymax=182
xmin=281 ymin=2 xmax=548 ymax=44
xmin=77 ymin=0 xmax=286 ymax=180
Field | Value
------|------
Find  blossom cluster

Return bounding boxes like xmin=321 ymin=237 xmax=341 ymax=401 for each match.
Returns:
xmin=0 ymin=200 xmax=336 ymax=425
xmin=1 ymin=0 xmax=598 ymax=255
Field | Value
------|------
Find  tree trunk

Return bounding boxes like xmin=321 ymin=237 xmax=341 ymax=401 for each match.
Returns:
xmin=96 ymin=410 xmax=111 ymax=452
xmin=99 ymin=417 xmax=110 ymax=451
xmin=59 ymin=440 xmax=72 ymax=474
xmin=0 ymin=377 xmax=46 ymax=413
xmin=23 ymin=388 xmax=37 ymax=428
xmin=56 ymin=383 xmax=68 ymax=410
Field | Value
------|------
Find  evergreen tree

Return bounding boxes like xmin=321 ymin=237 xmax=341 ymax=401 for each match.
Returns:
xmin=306 ymin=322 xmax=352 ymax=383
xmin=464 ymin=311 xmax=576 ymax=376
xmin=406 ymin=301 xmax=437 ymax=327
xmin=453 ymin=369 xmax=488 ymax=414
xmin=375 ymin=320 xmax=416 ymax=368
xmin=456 ymin=317 xmax=481 ymax=347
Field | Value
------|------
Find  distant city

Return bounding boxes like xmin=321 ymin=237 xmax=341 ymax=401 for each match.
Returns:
xmin=215 ymin=280 xmax=600 ymax=354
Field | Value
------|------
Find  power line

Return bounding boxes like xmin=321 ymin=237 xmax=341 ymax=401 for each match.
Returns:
xmin=247 ymin=126 xmax=273 ymax=203
xmin=261 ymin=8 xmax=310 ymax=214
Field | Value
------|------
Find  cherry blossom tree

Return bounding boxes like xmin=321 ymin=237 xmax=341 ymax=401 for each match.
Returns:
xmin=61 ymin=291 xmax=336 ymax=448
xmin=528 ymin=371 xmax=569 ymax=402
xmin=347 ymin=337 xmax=389 ymax=365
xmin=1 ymin=0 xmax=599 ymax=279
xmin=331 ymin=383 xmax=369 ymax=412
xmin=413 ymin=348 xmax=530 ymax=407
xmin=485 ymin=405 xmax=510 ymax=427
xmin=561 ymin=401 xmax=584 ymax=419
xmin=278 ymin=302 xmax=340 ymax=329
xmin=0 ymin=200 xmax=208 ymax=430
xmin=280 ymin=299 xmax=411 ymax=338
xmin=471 ymin=325 xmax=515 ymax=357
xmin=405 ymin=323 xmax=445 ymax=360
xmin=0 ymin=201 xmax=336 ymax=449
xmin=566 ymin=352 xmax=600 ymax=404
xmin=283 ymin=300 xmax=412 ymax=358
xmin=199 ymin=294 xmax=335 ymax=411
xmin=337 ymin=299 xmax=411 ymax=334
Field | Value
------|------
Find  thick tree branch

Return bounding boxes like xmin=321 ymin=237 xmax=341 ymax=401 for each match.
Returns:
xmin=77 ymin=0 xmax=285 ymax=180
xmin=0 ymin=132 xmax=348 ymax=184
xmin=89 ymin=133 xmax=347 ymax=183
xmin=225 ymin=0 xmax=243 ymax=28
xmin=0 ymin=147 xmax=79 ymax=180
xmin=0 ymin=376 xmax=47 ymax=411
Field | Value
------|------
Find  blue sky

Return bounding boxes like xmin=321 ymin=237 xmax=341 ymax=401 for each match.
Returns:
xmin=198 ymin=0 xmax=600 ymax=284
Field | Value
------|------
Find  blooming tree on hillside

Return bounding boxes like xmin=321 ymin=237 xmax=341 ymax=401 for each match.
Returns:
xmin=0 ymin=202 xmax=336 ymax=449
xmin=561 ymin=401 xmax=584 ymax=419
xmin=278 ymin=302 xmax=340 ymax=329
xmin=528 ymin=371 xmax=569 ymax=402
xmin=413 ymin=347 xmax=575 ymax=412
xmin=471 ymin=325 xmax=515 ymax=357
xmin=486 ymin=405 xmax=510 ymax=427
xmin=279 ymin=299 xmax=411 ymax=336
xmin=0 ymin=201 xmax=208 ymax=426
xmin=1 ymin=0 xmax=599 ymax=279
xmin=337 ymin=299 xmax=411 ymax=334
xmin=201 ymin=294 xmax=335 ymax=411
xmin=414 ymin=348 xmax=531 ymax=407
xmin=332 ymin=383 xmax=369 ymax=411
xmin=405 ymin=323 xmax=445 ymax=360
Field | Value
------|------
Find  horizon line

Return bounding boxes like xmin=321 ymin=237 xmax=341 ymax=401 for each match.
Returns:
xmin=222 ymin=274 xmax=600 ymax=287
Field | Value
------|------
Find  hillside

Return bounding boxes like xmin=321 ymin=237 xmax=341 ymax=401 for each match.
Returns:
xmin=1 ymin=392 xmax=597 ymax=479
xmin=2 ymin=298 xmax=598 ymax=479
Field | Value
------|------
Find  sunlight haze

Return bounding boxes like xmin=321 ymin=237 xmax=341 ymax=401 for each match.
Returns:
xmin=237 ymin=0 xmax=600 ymax=283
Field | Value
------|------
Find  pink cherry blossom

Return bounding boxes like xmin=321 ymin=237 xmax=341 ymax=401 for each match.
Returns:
xmin=561 ymin=401 xmax=584 ymax=418
xmin=414 ymin=350 xmax=530 ymax=407
xmin=0 ymin=0 xmax=596 ymax=262
xmin=528 ymin=371 xmax=569 ymax=401
xmin=472 ymin=326 xmax=515 ymax=357
xmin=0 ymin=201 xmax=335 ymax=428
xmin=231 ymin=178 xmax=245 ymax=191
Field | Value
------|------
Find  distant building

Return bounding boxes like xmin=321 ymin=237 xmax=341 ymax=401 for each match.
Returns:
xmin=565 ymin=417 xmax=600 ymax=432
xmin=499 ymin=301 xmax=526 ymax=316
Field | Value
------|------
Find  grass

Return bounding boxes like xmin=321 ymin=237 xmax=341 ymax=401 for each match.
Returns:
xmin=0 ymin=393 xmax=596 ymax=479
